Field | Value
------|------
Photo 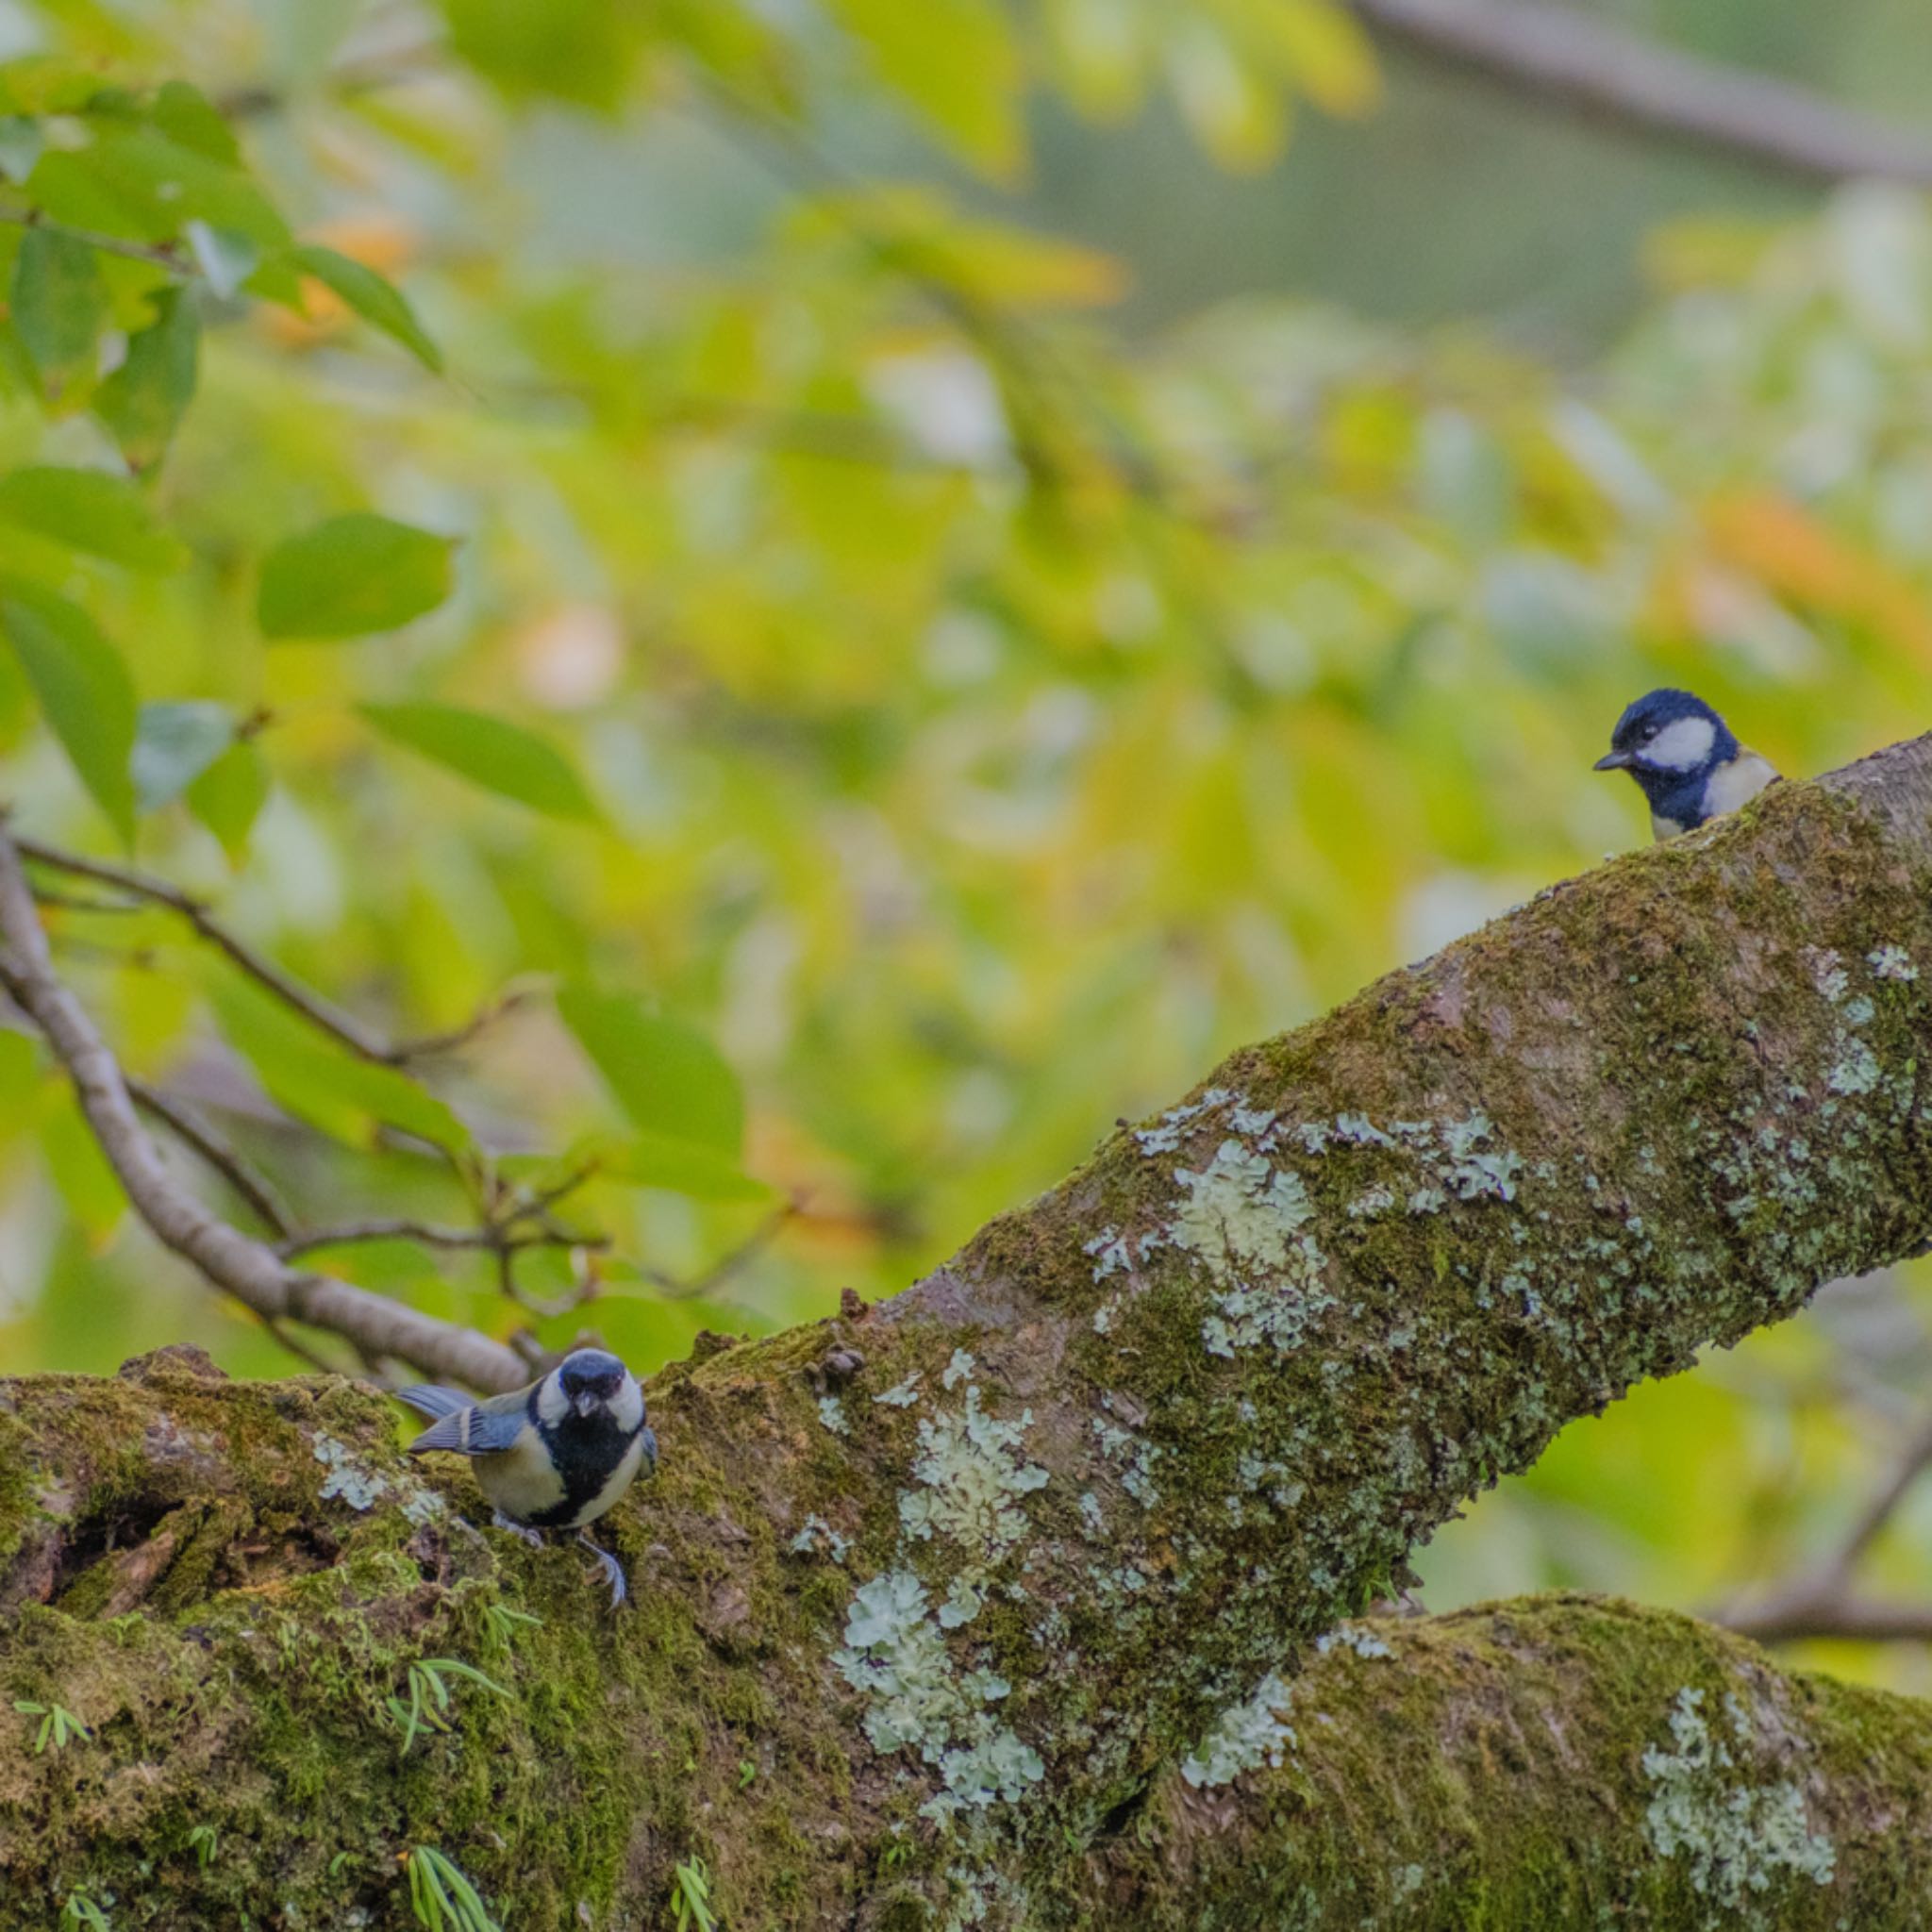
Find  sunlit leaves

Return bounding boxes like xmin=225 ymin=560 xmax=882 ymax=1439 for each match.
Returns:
xmin=10 ymin=229 xmax=106 ymax=392
xmin=184 ymin=740 xmax=269 ymax=860
xmin=258 ymin=514 xmax=456 ymax=640
xmin=27 ymin=126 xmax=288 ymax=251
xmin=287 ymin=244 xmax=442 ymax=372
xmin=0 ymin=580 xmax=136 ymax=842
xmin=0 ymin=466 xmax=187 ymax=571
xmin=360 ymin=702 xmax=598 ymax=820
xmin=558 ymin=983 xmax=746 ymax=1158
xmin=93 ymin=288 xmax=198 ymax=470
xmin=438 ymin=0 xmax=632 ymax=110
xmin=824 ymin=0 xmax=1024 ymax=178
xmin=212 ymin=979 xmax=473 ymax=1157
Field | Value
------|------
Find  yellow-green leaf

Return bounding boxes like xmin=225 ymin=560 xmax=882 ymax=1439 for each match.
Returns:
xmin=258 ymin=513 xmax=456 ymax=640
xmin=558 ymin=982 xmax=745 ymax=1157
xmin=10 ymin=227 xmax=107 ymax=391
xmin=360 ymin=701 xmax=598 ymax=820
xmin=93 ymin=288 xmax=199 ymax=471
xmin=0 ymin=465 xmax=187 ymax=571
xmin=186 ymin=739 xmax=270 ymax=862
xmin=287 ymin=244 xmax=443 ymax=373
xmin=824 ymin=0 xmax=1024 ymax=178
xmin=0 ymin=578 xmax=136 ymax=843
xmin=212 ymin=978 xmax=473 ymax=1156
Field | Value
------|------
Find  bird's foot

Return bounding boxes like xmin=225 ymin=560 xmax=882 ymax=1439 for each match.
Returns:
xmin=491 ymin=1508 xmax=545 ymax=1550
xmin=576 ymin=1529 xmax=629 ymax=1608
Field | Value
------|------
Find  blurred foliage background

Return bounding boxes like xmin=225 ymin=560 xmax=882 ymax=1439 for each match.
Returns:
xmin=2 ymin=0 xmax=1931 ymax=1693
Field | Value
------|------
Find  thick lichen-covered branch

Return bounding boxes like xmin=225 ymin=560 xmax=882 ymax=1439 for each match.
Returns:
xmin=8 ymin=739 xmax=1932 ymax=1927
xmin=1105 ymin=1595 xmax=1932 ymax=1929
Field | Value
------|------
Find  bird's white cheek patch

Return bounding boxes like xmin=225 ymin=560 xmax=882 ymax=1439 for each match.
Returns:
xmin=1643 ymin=716 xmax=1716 ymax=772
xmin=536 ymin=1373 xmax=570 ymax=1425
xmin=610 ymin=1380 xmax=645 ymax=1434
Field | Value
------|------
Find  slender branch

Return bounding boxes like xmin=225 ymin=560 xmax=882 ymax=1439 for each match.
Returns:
xmin=1721 ymin=1591 xmax=1932 ymax=1645
xmin=1716 ymin=1406 xmax=1932 ymax=1644
xmin=0 ymin=828 xmax=526 ymax=1391
xmin=17 ymin=836 xmax=515 ymax=1068
xmin=646 ymin=1195 xmax=800 ymax=1301
xmin=0 ymin=205 xmax=192 ymax=273
xmin=1350 ymin=0 xmax=1932 ymax=188
xmin=127 ymin=1076 xmax=294 ymax=1240
xmin=274 ymin=1217 xmax=608 ymax=1262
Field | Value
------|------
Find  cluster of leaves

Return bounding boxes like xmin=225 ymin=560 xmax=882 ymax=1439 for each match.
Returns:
xmin=1 ymin=0 xmax=1931 ymax=1687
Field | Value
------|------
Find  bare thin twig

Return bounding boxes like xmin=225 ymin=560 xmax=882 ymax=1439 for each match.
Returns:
xmin=127 ymin=1077 xmax=294 ymax=1240
xmin=0 ymin=206 xmax=192 ymax=272
xmin=1715 ymin=1407 xmax=1932 ymax=1646
xmin=275 ymin=1217 xmax=609 ymax=1262
xmin=17 ymin=837 xmax=516 ymax=1068
xmin=0 ymin=827 xmax=526 ymax=1391
xmin=1350 ymin=0 xmax=1932 ymax=189
xmin=647 ymin=1196 xmax=800 ymax=1302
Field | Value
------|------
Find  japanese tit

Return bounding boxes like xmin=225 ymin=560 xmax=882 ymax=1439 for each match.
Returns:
xmin=398 ymin=1347 xmax=656 ymax=1607
xmin=1593 ymin=688 xmax=1779 ymax=841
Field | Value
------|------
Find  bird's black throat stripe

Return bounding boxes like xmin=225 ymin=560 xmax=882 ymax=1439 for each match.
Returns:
xmin=526 ymin=1403 xmax=643 ymax=1529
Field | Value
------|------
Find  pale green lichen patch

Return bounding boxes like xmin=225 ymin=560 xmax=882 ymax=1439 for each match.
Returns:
xmin=833 ymin=1571 xmax=1043 ymax=1825
xmin=899 ymin=1386 xmax=1049 ymax=1560
xmin=1641 ymin=1687 xmax=1836 ymax=1914
xmin=1179 ymin=1672 xmax=1296 ymax=1788
xmin=312 ymin=1431 xmax=442 ymax=1523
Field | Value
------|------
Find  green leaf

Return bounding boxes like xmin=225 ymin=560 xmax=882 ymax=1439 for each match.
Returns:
xmin=288 ymin=244 xmax=443 ymax=373
xmin=212 ymin=978 xmax=474 ymax=1156
xmin=10 ymin=227 xmax=107 ymax=391
xmin=0 ymin=465 xmax=187 ymax=571
xmin=824 ymin=0 xmax=1024 ymax=177
xmin=359 ymin=701 xmax=597 ymax=821
xmin=93 ymin=288 xmax=199 ymax=470
xmin=439 ymin=0 xmax=631 ymax=111
xmin=0 ymin=579 xmax=136 ymax=842
xmin=598 ymin=1131 xmax=770 ymax=1202
xmin=186 ymin=739 xmax=269 ymax=861
xmin=151 ymin=80 xmax=242 ymax=165
xmin=27 ymin=128 xmax=288 ymax=249
xmin=131 ymin=701 xmax=236 ymax=811
xmin=258 ymin=513 xmax=456 ymax=640
xmin=558 ymin=982 xmax=744 ymax=1156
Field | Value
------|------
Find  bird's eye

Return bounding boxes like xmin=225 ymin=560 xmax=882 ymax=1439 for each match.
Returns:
xmin=1641 ymin=724 xmax=1658 ymax=741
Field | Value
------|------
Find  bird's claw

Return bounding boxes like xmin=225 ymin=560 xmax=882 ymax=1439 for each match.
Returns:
xmin=576 ymin=1530 xmax=629 ymax=1608
xmin=491 ymin=1508 xmax=544 ymax=1550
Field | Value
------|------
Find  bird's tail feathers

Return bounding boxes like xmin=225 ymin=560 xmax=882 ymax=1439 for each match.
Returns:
xmin=396 ymin=1384 xmax=470 ymax=1421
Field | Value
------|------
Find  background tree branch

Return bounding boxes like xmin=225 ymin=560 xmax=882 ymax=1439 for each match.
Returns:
xmin=1350 ymin=0 xmax=1932 ymax=187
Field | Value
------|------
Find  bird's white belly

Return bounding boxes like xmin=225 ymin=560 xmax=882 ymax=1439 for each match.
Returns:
xmin=475 ymin=1431 xmax=567 ymax=1523
xmin=1650 ymin=812 xmax=1684 ymax=841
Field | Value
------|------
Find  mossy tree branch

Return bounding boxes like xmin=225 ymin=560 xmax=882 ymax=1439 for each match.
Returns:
xmin=6 ymin=736 xmax=1932 ymax=1927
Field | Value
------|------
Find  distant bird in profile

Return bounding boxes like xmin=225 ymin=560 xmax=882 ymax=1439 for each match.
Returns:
xmin=398 ymin=1348 xmax=655 ymax=1607
xmin=1593 ymin=689 xmax=1779 ymax=841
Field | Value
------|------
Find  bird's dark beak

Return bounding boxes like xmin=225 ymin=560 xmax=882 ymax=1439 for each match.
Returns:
xmin=1592 ymin=750 xmax=1634 ymax=772
xmin=574 ymin=1391 xmax=602 ymax=1419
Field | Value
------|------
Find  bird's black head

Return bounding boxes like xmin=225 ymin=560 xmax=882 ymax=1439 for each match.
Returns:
xmin=1593 ymin=688 xmax=1737 ymax=791
xmin=551 ymin=1348 xmax=638 ymax=1424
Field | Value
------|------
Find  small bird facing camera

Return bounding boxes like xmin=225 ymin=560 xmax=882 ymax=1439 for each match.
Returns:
xmin=1593 ymin=688 xmax=1779 ymax=841
xmin=398 ymin=1347 xmax=656 ymax=1607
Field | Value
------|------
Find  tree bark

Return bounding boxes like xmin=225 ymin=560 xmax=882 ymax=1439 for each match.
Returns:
xmin=7 ymin=736 xmax=1932 ymax=1929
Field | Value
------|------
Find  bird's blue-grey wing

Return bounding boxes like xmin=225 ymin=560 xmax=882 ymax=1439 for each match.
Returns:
xmin=406 ymin=1397 xmax=529 ymax=1457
